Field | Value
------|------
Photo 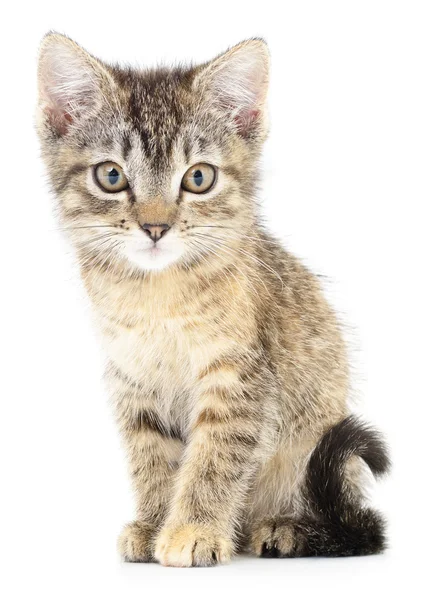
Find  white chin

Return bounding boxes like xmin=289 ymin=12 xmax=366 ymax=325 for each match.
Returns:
xmin=123 ymin=244 xmax=184 ymax=272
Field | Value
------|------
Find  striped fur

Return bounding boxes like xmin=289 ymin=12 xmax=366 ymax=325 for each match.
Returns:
xmin=36 ymin=33 xmax=389 ymax=567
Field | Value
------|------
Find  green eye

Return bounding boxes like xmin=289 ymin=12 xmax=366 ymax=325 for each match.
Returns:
xmin=94 ymin=162 xmax=128 ymax=193
xmin=181 ymin=163 xmax=216 ymax=194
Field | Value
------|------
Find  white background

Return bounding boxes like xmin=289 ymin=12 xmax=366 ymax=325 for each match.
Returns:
xmin=1 ymin=1 xmax=424 ymax=598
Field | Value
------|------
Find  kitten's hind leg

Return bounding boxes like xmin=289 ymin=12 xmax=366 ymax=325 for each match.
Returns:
xmin=251 ymin=510 xmax=386 ymax=558
xmin=250 ymin=518 xmax=303 ymax=558
xmin=246 ymin=434 xmax=314 ymax=557
xmin=248 ymin=417 xmax=390 ymax=558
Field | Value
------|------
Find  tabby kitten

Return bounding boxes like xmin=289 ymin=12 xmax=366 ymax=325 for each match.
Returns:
xmin=36 ymin=33 xmax=389 ymax=567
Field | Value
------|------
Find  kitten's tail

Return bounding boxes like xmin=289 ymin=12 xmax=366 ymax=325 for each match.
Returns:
xmin=301 ymin=416 xmax=390 ymax=556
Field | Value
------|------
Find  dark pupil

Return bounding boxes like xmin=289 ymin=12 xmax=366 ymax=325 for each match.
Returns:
xmin=193 ymin=169 xmax=203 ymax=187
xmin=108 ymin=168 xmax=119 ymax=185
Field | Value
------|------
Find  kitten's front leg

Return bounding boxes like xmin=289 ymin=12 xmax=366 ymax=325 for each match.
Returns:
xmin=155 ymin=356 xmax=274 ymax=567
xmin=110 ymin=368 xmax=184 ymax=562
xmin=118 ymin=417 xmax=183 ymax=562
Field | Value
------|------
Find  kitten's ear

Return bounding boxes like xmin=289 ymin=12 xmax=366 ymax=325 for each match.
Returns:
xmin=194 ymin=39 xmax=270 ymax=140
xmin=37 ymin=32 xmax=115 ymax=136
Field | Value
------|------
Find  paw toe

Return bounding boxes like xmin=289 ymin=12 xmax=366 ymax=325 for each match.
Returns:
xmin=155 ymin=523 xmax=232 ymax=567
xmin=251 ymin=519 xmax=300 ymax=558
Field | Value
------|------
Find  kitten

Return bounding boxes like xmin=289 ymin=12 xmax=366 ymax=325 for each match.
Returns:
xmin=36 ymin=33 xmax=389 ymax=567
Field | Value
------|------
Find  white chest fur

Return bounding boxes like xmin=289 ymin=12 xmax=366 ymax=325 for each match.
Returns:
xmin=86 ymin=268 xmax=250 ymax=431
xmin=100 ymin=314 xmax=196 ymax=419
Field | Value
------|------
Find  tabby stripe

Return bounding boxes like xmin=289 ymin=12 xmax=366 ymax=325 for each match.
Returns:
xmin=195 ymin=406 xmax=259 ymax=427
xmin=132 ymin=409 xmax=183 ymax=441
xmin=55 ymin=163 xmax=86 ymax=193
xmin=108 ymin=363 xmax=145 ymax=390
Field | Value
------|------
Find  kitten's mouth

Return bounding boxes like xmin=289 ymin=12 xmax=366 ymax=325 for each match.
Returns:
xmin=132 ymin=242 xmax=165 ymax=258
xmin=122 ymin=236 xmax=185 ymax=272
xmin=147 ymin=245 xmax=162 ymax=256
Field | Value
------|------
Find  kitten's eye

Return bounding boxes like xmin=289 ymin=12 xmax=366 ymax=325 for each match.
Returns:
xmin=181 ymin=163 xmax=216 ymax=194
xmin=94 ymin=162 xmax=128 ymax=193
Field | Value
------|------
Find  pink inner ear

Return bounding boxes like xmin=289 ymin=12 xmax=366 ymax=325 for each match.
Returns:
xmin=234 ymin=108 xmax=261 ymax=137
xmin=45 ymin=104 xmax=74 ymax=136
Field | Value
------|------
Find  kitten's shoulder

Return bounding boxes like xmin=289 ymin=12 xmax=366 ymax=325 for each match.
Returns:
xmin=257 ymin=229 xmax=315 ymax=281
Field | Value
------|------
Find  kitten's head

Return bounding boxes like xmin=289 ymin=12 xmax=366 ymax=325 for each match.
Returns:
xmin=37 ymin=33 xmax=269 ymax=273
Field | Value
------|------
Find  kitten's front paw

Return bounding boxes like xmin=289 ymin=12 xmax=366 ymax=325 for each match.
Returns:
xmin=154 ymin=523 xmax=232 ymax=567
xmin=118 ymin=520 xmax=157 ymax=562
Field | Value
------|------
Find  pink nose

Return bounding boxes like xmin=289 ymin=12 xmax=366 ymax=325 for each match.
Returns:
xmin=141 ymin=223 xmax=170 ymax=242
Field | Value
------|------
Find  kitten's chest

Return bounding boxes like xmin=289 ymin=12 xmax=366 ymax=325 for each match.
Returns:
xmin=100 ymin=314 xmax=196 ymax=435
xmin=99 ymin=304 xmax=237 ymax=431
xmin=103 ymin=315 xmax=194 ymax=399
xmin=87 ymin=269 xmax=250 ymax=425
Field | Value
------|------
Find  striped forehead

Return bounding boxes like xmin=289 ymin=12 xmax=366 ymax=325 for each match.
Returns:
xmin=120 ymin=68 xmax=190 ymax=169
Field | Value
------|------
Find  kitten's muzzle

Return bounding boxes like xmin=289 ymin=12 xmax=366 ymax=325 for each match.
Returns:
xmin=140 ymin=223 xmax=170 ymax=242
